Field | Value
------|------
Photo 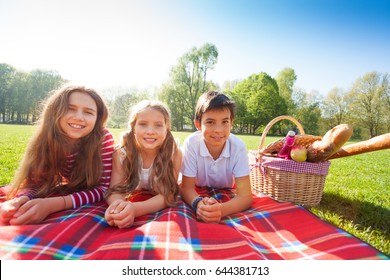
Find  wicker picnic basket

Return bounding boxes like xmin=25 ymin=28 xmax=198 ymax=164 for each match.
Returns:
xmin=250 ymin=116 xmax=331 ymax=206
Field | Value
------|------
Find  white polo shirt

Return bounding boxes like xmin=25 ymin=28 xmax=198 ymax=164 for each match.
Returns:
xmin=181 ymin=131 xmax=250 ymax=189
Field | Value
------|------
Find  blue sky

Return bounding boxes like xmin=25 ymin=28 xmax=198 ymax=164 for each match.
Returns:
xmin=1 ymin=0 xmax=389 ymax=96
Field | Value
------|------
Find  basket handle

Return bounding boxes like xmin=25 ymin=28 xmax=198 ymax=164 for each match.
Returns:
xmin=259 ymin=115 xmax=305 ymax=150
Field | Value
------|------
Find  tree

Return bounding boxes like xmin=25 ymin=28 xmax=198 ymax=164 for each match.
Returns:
xmin=347 ymin=72 xmax=389 ymax=138
xmin=8 ymin=71 xmax=30 ymax=123
xmin=158 ymin=82 xmax=188 ymax=131
xmin=275 ymin=67 xmax=297 ymax=114
xmin=321 ymin=87 xmax=348 ymax=127
xmin=222 ymin=79 xmax=241 ymax=92
xmin=296 ymin=103 xmax=322 ymax=135
xmin=232 ymin=72 xmax=286 ymax=134
xmin=292 ymin=88 xmax=322 ymax=135
xmin=27 ymin=69 xmax=65 ymax=123
xmin=228 ymin=87 xmax=248 ymax=133
xmin=0 ymin=66 xmax=65 ymax=124
xmin=109 ymin=90 xmax=149 ymax=128
xmin=162 ymin=43 xmax=218 ymax=130
xmin=0 ymin=63 xmax=16 ymax=122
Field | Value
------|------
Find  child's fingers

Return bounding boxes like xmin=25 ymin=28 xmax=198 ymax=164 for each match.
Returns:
xmin=197 ymin=202 xmax=222 ymax=223
xmin=13 ymin=196 xmax=29 ymax=207
xmin=0 ymin=197 xmax=30 ymax=224
xmin=1 ymin=197 xmax=24 ymax=212
xmin=114 ymin=203 xmax=133 ymax=218
xmin=108 ymin=201 xmax=120 ymax=214
xmin=207 ymin=197 xmax=218 ymax=205
xmin=201 ymin=197 xmax=210 ymax=204
xmin=115 ymin=216 xmax=134 ymax=228
xmin=11 ymin=200 xmax=32 ymax=218
xmin=104 ymin=210 xmax=115 ymax=226
xmin=0 ymin=210 xmax=14 ymax=225
xmin=105 ymin=217 xmax=116 ymax=226
xmin=9 ymin=207 xmax=34 ymax=225
xmin=109 ymin=200 xmax=128 ymax=214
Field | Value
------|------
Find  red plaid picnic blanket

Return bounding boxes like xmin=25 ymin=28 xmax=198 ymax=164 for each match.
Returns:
xmin=0 ymin=187 xmax=387 ymax=260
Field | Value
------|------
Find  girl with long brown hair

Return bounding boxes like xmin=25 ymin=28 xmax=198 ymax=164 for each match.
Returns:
xmin=0 ymin=84 xmax=114 ymax=225
xmin=104 ymin=100 xmax=182 ymax=228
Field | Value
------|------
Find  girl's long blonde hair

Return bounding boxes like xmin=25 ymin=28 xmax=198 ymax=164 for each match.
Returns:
xmin=8 ymin=84 xmax=109 ymax=199
xmin=105 ymin=100 xmax=179 ymax=206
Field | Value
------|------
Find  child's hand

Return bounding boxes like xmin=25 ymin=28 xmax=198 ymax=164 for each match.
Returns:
xmin=9 ymin=198 xmax=51 ymax=225
xmin=197 ymin=197 xmax=222 ymax=223
xmin=0 ymin=196 xmax=29 ymax=225
xmin=105 ymin=199 xmax=135 ymax=228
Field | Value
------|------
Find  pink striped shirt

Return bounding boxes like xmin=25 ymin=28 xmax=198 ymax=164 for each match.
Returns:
xmin=69 ymin=129 xmax=114 ymax=208
xmin=18 ymin=129 xmax=114 ymax=208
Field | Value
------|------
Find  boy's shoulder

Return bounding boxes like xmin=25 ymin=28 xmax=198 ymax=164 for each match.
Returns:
xmin=227 ymin=133 xmax=247 ymax=149
xmin=185 ymin=131 xmax=202 ymax=144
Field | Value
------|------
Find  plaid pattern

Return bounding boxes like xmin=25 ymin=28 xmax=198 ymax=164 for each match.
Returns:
xmin=259 ymin=156 xmax=331 ymax=176
xmin=0 ymin=187 xmax=387 ymax=260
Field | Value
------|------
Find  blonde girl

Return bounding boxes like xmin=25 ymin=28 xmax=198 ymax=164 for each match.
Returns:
xmin=0 ymin=84 xmax=114 ymax=225
xmin=105 ymin=100 xmax=182 ymax=228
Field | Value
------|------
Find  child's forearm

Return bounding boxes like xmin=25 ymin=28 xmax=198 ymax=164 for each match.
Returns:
xmin=131 ymin=194 xmax=167 ymax=217
xmin=220 ymin=194 xmax=253 ymax=217
xmin=46 ymin=196 xmax=72 ymax=213
xmin=180 ymin=188 xmax=199 ymax=205
xmin=180 ymin=181 xmax=201 ymax=206
xmin=106 ymin=193 xmax=126 ymax=205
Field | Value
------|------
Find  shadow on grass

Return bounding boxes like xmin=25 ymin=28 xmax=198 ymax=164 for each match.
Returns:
xmin=313 ymin=192 xmax=390 ymax=235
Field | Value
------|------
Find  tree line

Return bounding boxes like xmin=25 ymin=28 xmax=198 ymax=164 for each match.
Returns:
xmin=1 ymin=43 xmax=389 ymax=139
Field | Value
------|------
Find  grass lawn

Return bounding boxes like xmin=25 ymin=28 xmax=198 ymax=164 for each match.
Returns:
xmin=0 ymin=124 xmax=389 ymax=256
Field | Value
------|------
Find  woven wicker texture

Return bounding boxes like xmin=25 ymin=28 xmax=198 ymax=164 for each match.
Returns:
xmin=250 ymin=116 xmax=330 ymax=206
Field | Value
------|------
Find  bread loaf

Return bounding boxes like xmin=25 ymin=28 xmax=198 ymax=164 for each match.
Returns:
xmin=328 ymin=133 xmax=390 ymax=159
xmin=307 ymin=124 xmax=353 ymax=162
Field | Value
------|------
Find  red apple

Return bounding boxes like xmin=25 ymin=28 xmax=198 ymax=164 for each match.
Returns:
xmin=290 ymin=145 xmax=307 ymax=162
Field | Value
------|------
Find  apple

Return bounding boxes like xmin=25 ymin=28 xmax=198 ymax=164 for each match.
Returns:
xmin=290 ymin=145 xmax=307 ymax=162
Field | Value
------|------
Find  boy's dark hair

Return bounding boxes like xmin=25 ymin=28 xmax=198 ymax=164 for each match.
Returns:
xmin=194 ymin=91 xmax=236 ymax=123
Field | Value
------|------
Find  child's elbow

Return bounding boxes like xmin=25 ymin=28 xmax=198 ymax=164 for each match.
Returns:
xmin=241 ymin=193 xmax=253 ymax=210
xmin=246 ymin=195 xmax=253 ymax=208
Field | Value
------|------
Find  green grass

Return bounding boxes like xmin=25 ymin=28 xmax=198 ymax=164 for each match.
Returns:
xmin=1 ymin=124 xmax=389 ymax=256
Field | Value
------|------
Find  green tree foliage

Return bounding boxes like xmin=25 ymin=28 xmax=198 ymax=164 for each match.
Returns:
xmin=160 ymin=43 xmax=218 ymax=130
xmin=0 ymin=63 xmax=16 ymax=123
xmin=321 ymin=87 xmax=348 ymax=127
xmin=8 ymin=71 xmax=30 ymax=123
xmin=2 ymin=60 xmax=389 ymax=139
xmin=232 ymin=72 xmax=286 ymax=134
xmin=221 ymin=79 xmax=241 ymax=92
xmin=108 ymin=90 xmax=149 ymax=129
xmin=296 ymin=103 xmax=322 ymax=135
xmin=275 ymin=67 xmax=297 ymax=114
xmin=158 ymin=81 xmax=189 ymax=131
xmin=0 ymin=65 xmax=64 ymax=124
xmin=292 ymin=88 xmax=322 ymax=135
xmin=27 ymin=69 xmax=65 ymax=122
xmin=347 ymin=72 xmax=389 ymax=137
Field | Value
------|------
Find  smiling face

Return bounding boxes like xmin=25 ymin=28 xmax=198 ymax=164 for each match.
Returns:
xmin=195 ymin=108 xmax=233 ymax=156
xmin=59 ymin=91 xmax=98 ymax=143
xmin=133 ymin=107 xmax=168 ymax=153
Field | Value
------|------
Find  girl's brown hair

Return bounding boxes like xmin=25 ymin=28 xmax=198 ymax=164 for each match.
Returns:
xmin=105 ymin=100 xmax=179 ymax=206
xmin=8 ymin=84 xmax=109 ymax=199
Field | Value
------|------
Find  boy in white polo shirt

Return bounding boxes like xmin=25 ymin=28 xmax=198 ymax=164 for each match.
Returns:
xmin=181 ymin=91 xmax=253 ymax=223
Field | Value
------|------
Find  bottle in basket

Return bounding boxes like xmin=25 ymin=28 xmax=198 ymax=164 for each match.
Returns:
xmin=277 ymin=130 xmax=295 ymax=159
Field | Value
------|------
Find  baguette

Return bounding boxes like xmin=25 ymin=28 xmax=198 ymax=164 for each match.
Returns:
xmin=328 ymin=133 xmax=390 ymax=159
xmin=307 ymin=124 xmax=353 ymax=162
